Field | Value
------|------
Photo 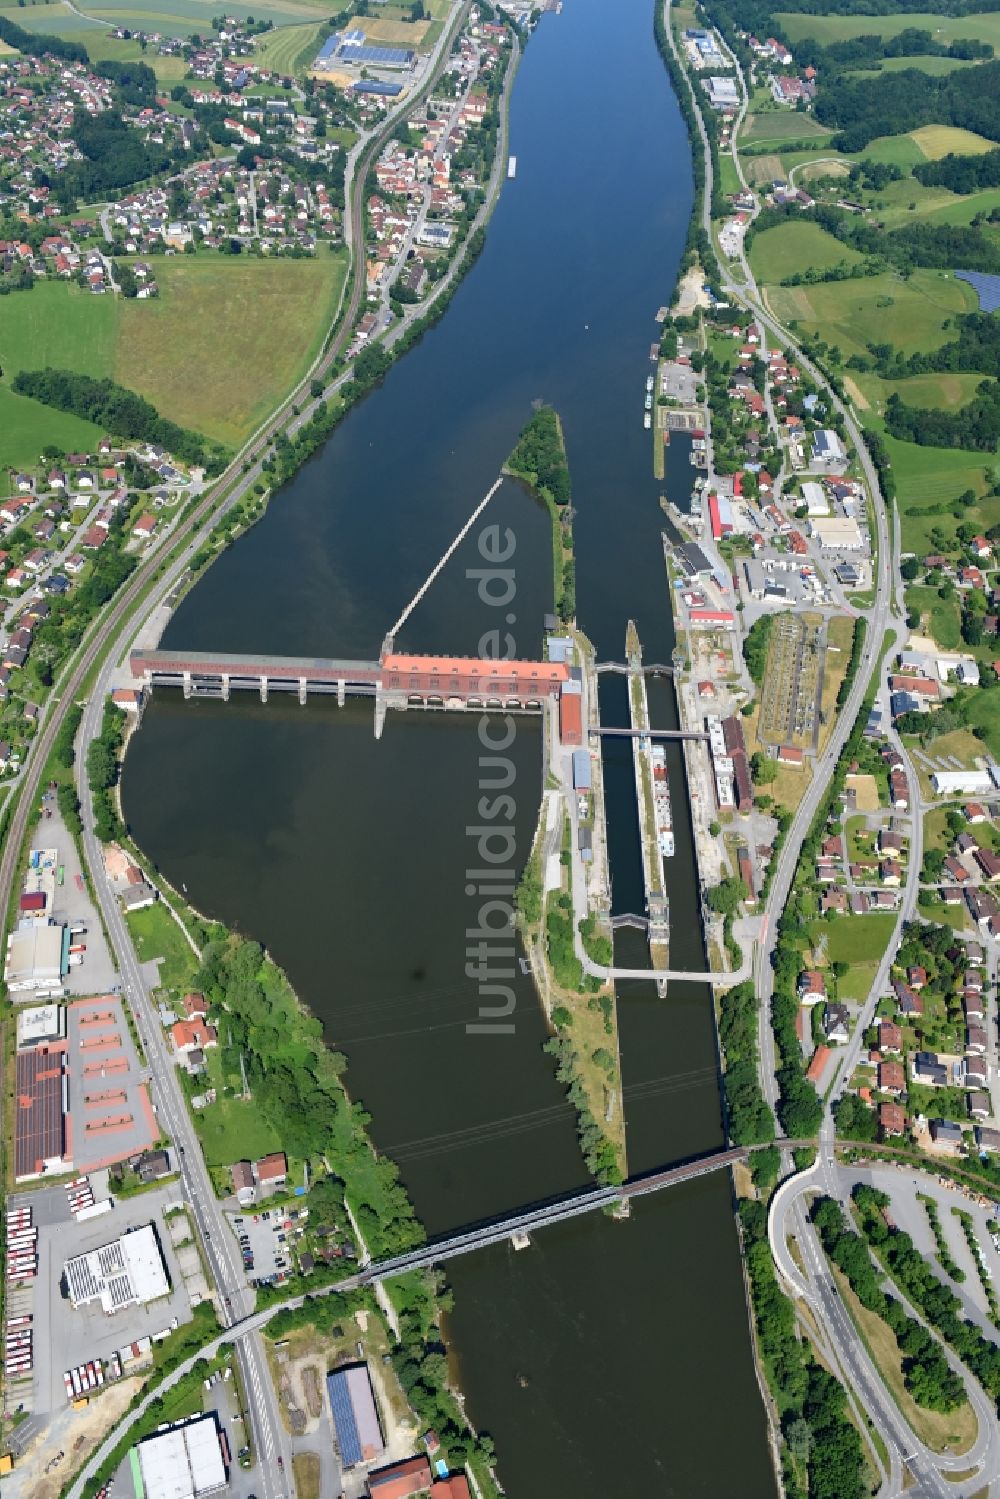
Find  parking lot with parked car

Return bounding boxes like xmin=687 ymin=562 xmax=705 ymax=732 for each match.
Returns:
xmin=226 ymin=1205 xmax=306 ymax=1286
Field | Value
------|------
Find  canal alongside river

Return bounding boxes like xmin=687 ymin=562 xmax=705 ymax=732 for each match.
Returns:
xmin=123 ymin=1 xmax=775 ymax=1492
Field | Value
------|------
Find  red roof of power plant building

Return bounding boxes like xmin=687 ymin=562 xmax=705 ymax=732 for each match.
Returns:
xmin=383 ymin=654 xmax=569 ymax=686
xmin=559 ymin=686 xmax=583 ymax=746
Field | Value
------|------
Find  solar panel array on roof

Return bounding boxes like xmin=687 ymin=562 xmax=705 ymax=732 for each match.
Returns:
xmin=64 ymin=1224 xmax=169 ymax=1313
xmin=14 ymin=1046 xmax=65 ymax=1180
xmin=327 ymin=1368 xmax=363 ymax=1467
xmin=340 ymin=42 xmax=415 ymax=66
xmin=326 ymin=1364 xmax=384 ymax=1467
xmin=352 ymin=79 xmax=404 ymax=96
xmin=317 ymin=32 xmax=341 ymax=60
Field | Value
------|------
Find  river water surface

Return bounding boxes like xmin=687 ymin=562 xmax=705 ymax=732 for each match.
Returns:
xmin=123 ymin=2 xmax=775 ymax=1492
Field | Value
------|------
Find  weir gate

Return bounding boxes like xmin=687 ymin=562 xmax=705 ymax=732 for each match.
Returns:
xmin=130 ymin=649 xmax=571 ymax=737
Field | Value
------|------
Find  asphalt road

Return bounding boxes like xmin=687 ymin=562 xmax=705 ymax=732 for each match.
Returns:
xmin=1 ymin=5 xmax=481 ymax=1490
xmin=659 ymin=8 xmax=989 ymax=1489
xmin=769 ymin=1163 xmax=1000 ymax=1497
xmin=666 ymin=2 xmax=903 ymax=1116
xmin=77 ymin=666 xmax=292 ymax=1495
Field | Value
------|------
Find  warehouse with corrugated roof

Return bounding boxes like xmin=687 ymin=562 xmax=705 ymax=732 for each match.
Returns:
xmin=327 ymin=1363 xmax=384 ymax=1468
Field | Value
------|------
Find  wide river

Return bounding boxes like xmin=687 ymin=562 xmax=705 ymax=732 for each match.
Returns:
xmin=124 ymin=1 xmax=775 ymax=1492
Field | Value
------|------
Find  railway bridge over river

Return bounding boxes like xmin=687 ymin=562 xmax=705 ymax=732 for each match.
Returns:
xmin=362 ymin=1145 xmax=750 ymax=1281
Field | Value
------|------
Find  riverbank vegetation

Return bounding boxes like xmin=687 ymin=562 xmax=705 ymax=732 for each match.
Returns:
xmin=87 ymin=700 xmax=127 ymax=843
xmin=515 ymin=814 xmax=625 ymax=1183
xmin=194 ymin=935 xmax=425 ymax=1259
xmin=718 ymin=979 xmax=777 ymax=1144
xmin=265 ymin=1277 xmax=502 ymax=1499
xmin=504 ymin=404 xmax=576 ymax=622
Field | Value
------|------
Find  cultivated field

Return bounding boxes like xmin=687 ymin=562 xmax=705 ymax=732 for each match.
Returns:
xmin=85 ymin=0 xmax=333 ymax=27
xmin=743 ymin=152 xmax=785 ymax=185
xmin=250 ymin=20 xmax=324 ymax=74
xmin=765 ymin=270 xmax=977 ymax=363
xmin=849 ymin=53 xmax=977 ymax=76
xmin=0 ymin=280 xmax=121 ymax=466
xmin=860 ymin=133 xmax=929 ymax=171
xmin=0 ymin=1 xmax=100 ymax=31
xmin=79 ymin=30 xmax=191 ymax=76
xmin=741 ymin=110 xmax=833 ymax=146
xmin=776 ymin=8 xmax=1000 ymax=51
xmin=905 ymin=583 xmax=963 ymax=648
xmin=859 ymin=370 xmax=986 ymax=413
xmin=909 ymin=123 xmax=997 ymax=159
xmin=115 ymin=253 xmax=348 ymax=447
xmin=749 ymin=219 xmax=864 ymax=283
xmin=0 ymin=279 xmax=119 ymax=380
xmin=0 ymin=0 xmax=337 ymax=39
xmin=0 ymin=385 xmax=104 ymax=470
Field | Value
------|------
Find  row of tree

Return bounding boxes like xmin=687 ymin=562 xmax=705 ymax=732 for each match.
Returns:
xmin=795 ymin=27 xmax=990 ymax=73
xmin=742 ymin=614 xmax=774 ymax=686
xmin=87 ymin=701 xmax=127 ymax=843
xmin=740 ymin=1198 xmax=868 ymax=1499
xmin=866 ymin=312 xmax=1000 ymax=381
xmin=916 ymin=144 xmax=1000 ymax=193
xmin=814 ymin=60 xmax=1000 ymax=151
xmin=0 ymin=13 xmax=87 ymax=63
xmin=748 ymin=201 xmax=1000 ymax=275
xmin=718 ymin=979 xmax=776 ymax=1144
xmin=812 ymin=1196 xmax=966 ymax=1411
xmin=855 ymin=1184 xmax=1000 ymax=1400
xmin=12 ymin=368 xmax=222 ymax=472
xmin=885 ymin=380 xmax=1000 ymax=452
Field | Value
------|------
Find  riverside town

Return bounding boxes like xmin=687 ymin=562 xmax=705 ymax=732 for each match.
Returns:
xmin=6 ymin=0 xmax=1000 ymax=1496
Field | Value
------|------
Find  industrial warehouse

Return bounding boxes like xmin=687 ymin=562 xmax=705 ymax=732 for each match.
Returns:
xmin=64 ymin=1223 xmax=170 ymax=1314
xmin=14 ymin=1045 xmax=67 ymax=1182
xmin=326 ymin=1363 xmax=385 ymax=1468
xmin=136 ymin=1414 xmax=228 ymax=1499
xmin=314 ymin=28 xmax=416 ymax=73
